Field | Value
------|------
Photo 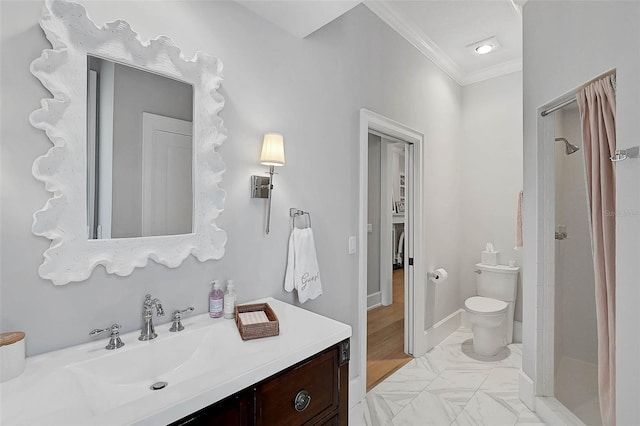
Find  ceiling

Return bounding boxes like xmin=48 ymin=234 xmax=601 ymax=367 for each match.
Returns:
xmin=235 ymin=0 xmax=524 ymax=86
xmin=235 ymin=1 xmax=362 ymax=39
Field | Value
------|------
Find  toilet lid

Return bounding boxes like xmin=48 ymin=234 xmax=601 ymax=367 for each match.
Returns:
xmin=465 ymin=296 xmax=508 ymax=314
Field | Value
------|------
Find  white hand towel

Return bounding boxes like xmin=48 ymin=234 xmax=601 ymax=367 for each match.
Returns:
xmin=284 ymin=228 xmax=323 ymax=303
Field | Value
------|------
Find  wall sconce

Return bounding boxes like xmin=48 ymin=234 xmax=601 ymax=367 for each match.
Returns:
xmin=251 ymin=133 xmax=285 ymax=234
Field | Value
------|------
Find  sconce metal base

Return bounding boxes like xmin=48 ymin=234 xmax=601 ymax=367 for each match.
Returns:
xmin=251 ymin=167 xmax=276 ymax=234
xmin=251 ymin=176 xmax=270 ymax=198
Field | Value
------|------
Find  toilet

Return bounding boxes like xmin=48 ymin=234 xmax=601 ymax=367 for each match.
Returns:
xmin=464 ymin=263 xmax=519 ymax=356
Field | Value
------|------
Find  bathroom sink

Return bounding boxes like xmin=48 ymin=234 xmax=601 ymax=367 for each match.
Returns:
xmin=64 ymin=319 xmax=265 ymax=416
xmin=67 ymin=325 xmax=211 ymax=386
xmin=64 ymin=322 xmax=225 ymax=416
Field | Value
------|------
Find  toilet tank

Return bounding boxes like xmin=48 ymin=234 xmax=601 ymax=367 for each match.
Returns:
xmin=475 ymin=263 xmax=519 ymax=302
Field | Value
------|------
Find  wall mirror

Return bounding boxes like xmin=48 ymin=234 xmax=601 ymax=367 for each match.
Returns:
xmin=30 ymin=0 xmax=227 ymax=285
xmin=86 ymin=55 xmax=194 ymax=239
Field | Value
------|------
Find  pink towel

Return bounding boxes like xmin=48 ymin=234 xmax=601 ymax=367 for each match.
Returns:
xmin=515 ymin=190 xmax=523 ymax=248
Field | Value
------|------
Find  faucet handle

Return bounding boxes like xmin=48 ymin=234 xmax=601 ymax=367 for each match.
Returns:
xmin=89 ymin=323 xmax=121 ymax=336
xmin=89 ymin=324 xmax=124 ymax=350
xmin=170 ymin=307 xmax=195 ymax=332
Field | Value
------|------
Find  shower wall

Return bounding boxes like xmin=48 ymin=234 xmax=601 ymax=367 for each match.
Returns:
xmin=554 ymin=107 xmax=600 ymax=424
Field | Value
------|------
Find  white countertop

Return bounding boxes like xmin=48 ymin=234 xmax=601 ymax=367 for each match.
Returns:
xmin=0 ymin=297 xmax=352 ymax=425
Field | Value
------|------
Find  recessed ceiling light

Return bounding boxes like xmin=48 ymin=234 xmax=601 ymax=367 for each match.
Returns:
xmin=475 ymin=44 xmax=493 ymax=55
xmin=468 ymin=37 xmax=501 ymax=56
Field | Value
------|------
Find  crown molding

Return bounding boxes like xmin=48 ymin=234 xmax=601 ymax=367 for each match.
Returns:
xmin=364 ymin=0 xmax=464 ymax=85
xmin=462 ymin=57 xmax=522 ymax=85
xmin=365 ymin=1 xmax=522 ymax=86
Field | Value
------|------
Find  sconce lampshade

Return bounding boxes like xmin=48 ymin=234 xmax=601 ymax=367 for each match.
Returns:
xmin=260 ymin=133 xmax=285 ymax=166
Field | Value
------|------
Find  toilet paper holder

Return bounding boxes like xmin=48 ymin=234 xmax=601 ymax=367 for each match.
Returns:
xmin=428 ymin=268 xmax=448 ymax=283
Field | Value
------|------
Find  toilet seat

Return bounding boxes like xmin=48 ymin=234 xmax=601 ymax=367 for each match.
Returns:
xmin=465 ymin=296 xmax=508 ymax=315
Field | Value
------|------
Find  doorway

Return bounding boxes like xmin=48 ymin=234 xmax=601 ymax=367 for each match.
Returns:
xmin=553 ymin=104 xmax=601 ymax=425
xmin=366 ymin=134 xmax=411 ymax=391
xmin=357 ymin=109 xmax=426 ymax=401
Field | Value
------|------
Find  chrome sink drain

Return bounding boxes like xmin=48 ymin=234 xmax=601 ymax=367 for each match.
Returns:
xmin=150 ymin=381 xmax=168 ymax=391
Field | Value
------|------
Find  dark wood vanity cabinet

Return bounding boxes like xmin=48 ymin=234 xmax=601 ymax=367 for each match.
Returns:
xmin=172 ymin=339 xmax=350 ymax=426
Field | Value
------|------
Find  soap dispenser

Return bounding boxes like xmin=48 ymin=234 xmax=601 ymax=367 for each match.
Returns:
xmin=209 ymin=281 xmax=224 ymax=318
xmin=223 ymin=280 xmax=237 ymax=319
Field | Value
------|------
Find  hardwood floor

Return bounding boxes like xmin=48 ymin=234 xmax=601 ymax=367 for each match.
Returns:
xmin=366 ymin=268 xmax=411 ymax=391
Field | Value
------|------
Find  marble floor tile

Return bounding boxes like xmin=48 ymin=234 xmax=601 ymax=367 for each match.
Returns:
xmin=365 ymin=391 xmax=400 ymax=426
xmin=365 ymin=359 xmax=439 ymax=426
xmin=391 ymin=390 xmax=461 ymax=426
xmin=419 ymin=345 xmax=459 ymax=374
xmin=480 ymin=367 xmax=520 ymax=393
xmin=497 ymin=343 xmax=523 ymax=369
xmin=452 ymin=391 xmax=518 ymax=426
xmin=381 ymin=357 xmax=439 ymax=391
xmin=439 ymin=329 xmax=474 ymax=346
xmin=363 ymin=327 xmax=546 ymax=426
xmin=426 ymin=369 xmax=489 ymax=409
xmin=479 ymin=368 xmax=532 ymax=417
xmin=422 ymin=341 xmax=496 ymax=373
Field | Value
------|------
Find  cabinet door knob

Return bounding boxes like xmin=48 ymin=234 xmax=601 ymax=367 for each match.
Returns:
xmin=293 ymin=390 xmax=311 ymax=412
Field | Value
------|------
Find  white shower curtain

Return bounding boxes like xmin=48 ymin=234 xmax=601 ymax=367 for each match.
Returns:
xmin=576 ymin=75 xmax=616 ymax=426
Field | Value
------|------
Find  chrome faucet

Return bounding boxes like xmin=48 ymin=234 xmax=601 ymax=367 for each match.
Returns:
xmin=139 ymin=294 xmax=164 ymax=341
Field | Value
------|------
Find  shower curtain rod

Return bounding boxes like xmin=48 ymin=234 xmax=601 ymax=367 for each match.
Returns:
xmin=541 ymin=70 xmax=616 ymax=117
xmin=540 ymin=97 xmax=576 ymax=116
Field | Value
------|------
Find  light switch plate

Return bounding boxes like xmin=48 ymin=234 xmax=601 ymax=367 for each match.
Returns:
xmin=348 ymin=236 xmax=357 ymax=254
xmin=367 ymin=224 xmax=373 ymax=233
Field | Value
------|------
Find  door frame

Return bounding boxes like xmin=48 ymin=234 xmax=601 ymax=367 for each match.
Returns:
xmin=535 ymin=105 xmax=558 ymax=398
xmin=357 ymin=109 xmax=426 ymax=402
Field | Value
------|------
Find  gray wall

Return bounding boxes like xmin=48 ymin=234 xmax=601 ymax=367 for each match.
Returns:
xmin=0 ymin=0 xmax=464 ymax=383
xmin=111 ymin=62 xmax=193 ymax=238
xmin=459 ymin=71 xmax=523 ymax=323
xmin=523 ymin=1 xmax=640 ymax=421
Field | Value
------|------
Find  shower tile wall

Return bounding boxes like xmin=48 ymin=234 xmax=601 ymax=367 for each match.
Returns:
xmin=554 ymin=107 xmax=601 ymax=425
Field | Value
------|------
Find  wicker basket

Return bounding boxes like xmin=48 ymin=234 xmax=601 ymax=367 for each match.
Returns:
xmin=235 ymin=303 xmax=279 ymax=340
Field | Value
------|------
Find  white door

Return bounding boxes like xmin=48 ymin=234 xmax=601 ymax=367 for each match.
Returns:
xmin=142 ymin=112 xmax=193 ymax=237
xmin=404 ymin=142 xmax=420 ymax=355
xmin=380 ymin=140 xmax=394 ymax=307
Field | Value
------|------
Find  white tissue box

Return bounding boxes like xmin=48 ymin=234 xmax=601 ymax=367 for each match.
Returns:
xmin=481 ymin=251 xmax=499 ymax=266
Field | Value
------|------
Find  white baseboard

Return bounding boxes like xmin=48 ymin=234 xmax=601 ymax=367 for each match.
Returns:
xmin=534 ymin=397 xmax=562 ymax=425
xmin=425 ymin=309 xmax=464 ymax=352
xmin=349 ymin=377 xmax=363 ymax=408
xmin=519 ymin=370 xmax=536 ymax=411
xmin=367 ymin=292 xmax=381 ymax=310
xmin=513 ymin=320 xmax=523 ymax=343
xmin=535 ymin=396 xmax=583 ymax=425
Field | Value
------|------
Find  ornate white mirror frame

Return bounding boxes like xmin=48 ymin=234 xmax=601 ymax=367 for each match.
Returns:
xmin=30 ymin=0 xmax=226 ymax=285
